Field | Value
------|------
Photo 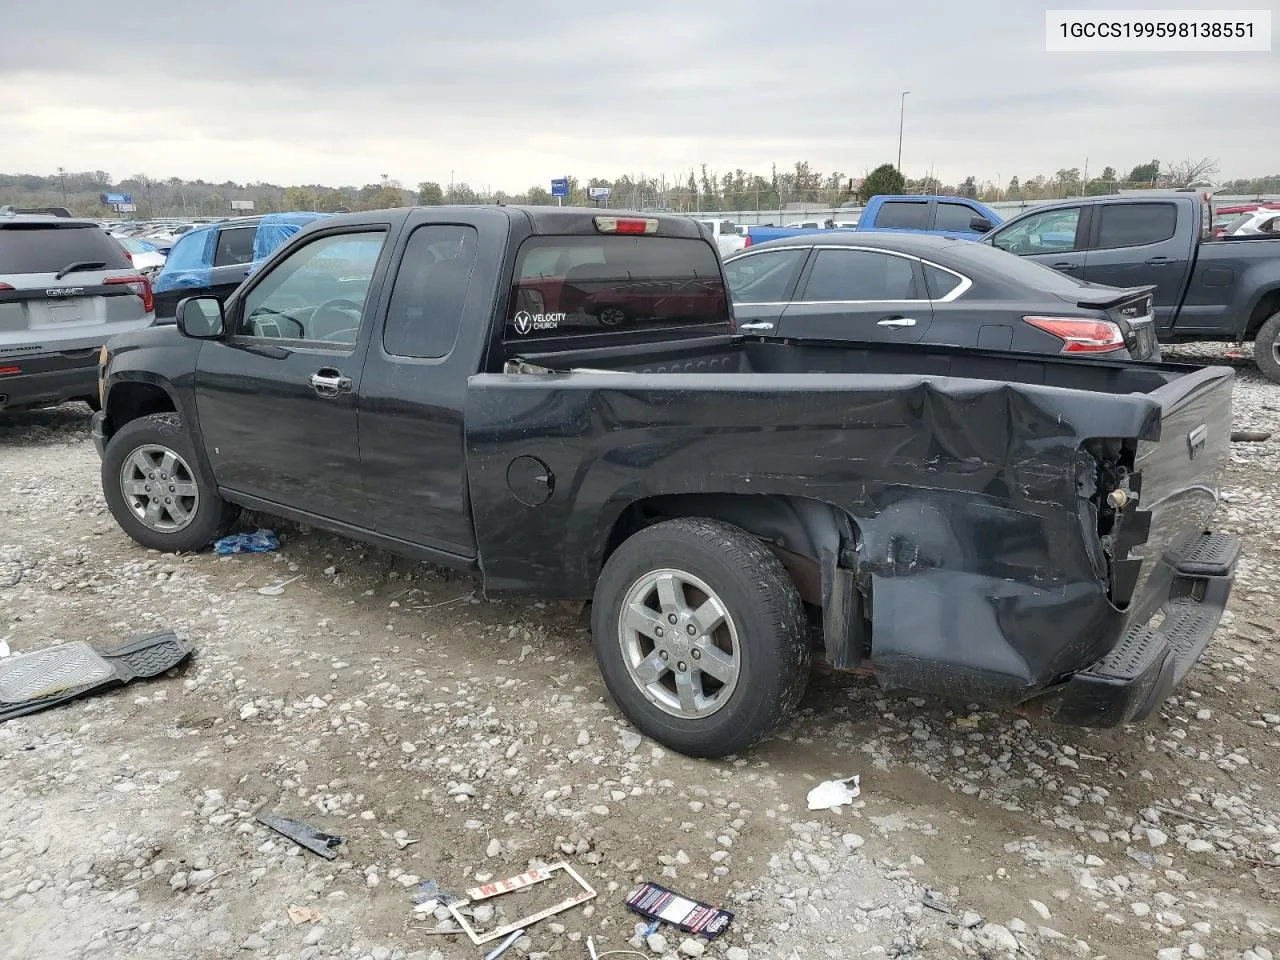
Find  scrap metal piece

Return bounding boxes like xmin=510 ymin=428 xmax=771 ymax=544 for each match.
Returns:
xmin=448 ymin=862 xmax=597 ymax=945
xmin=0 ymin=631 xmax=192 ymax=723
xmin=256 ymin=812 xmax=344 ymax=860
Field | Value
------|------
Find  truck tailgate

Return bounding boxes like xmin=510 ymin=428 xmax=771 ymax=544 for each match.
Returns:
xmin=1109 ymin=364 xmax=1233 ymax=620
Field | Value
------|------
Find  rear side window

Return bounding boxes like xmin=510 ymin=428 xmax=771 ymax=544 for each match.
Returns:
xmin=873 ymin=202 xmax=928 ymax=229
xmin=1095 ymin=203 xmax=1177 ymax=249
xmin=934 ymin=203 xmax=980 ymax=232
xmin=922 ymin=263 xmax=964 ymax=299
xmin=384 ymin=225 xmax=479 ymax=358
xmin=213 ymin=226 xmax=257 ymax=266
xmin=0 ymin=223 xmax=131 ymax=274
xmin=799 ymin=249 xmax=919 ymax=301
xmin=507 ymin=236 xmax=728 ymax=341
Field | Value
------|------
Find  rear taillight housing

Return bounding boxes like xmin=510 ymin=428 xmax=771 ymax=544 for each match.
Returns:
xmin=1024 ymin=316 xmax=1125 ymax=354
xmin=0 ymin=283 xmax=13 ymax=291
xmin=743 ymin=235 xmax=753 ymax=248
xmin=106 ymin=274 xmax=154 ymax=314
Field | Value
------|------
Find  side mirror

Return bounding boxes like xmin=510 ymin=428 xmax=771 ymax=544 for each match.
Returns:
xmin=969 ymin=216 xmax=995 ymax=234
xmin=176 ymin=296 xmax=226 ymax=339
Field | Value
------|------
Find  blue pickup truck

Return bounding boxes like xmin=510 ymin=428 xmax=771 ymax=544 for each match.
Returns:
xmin=744 ymin=195 xmax=1002 ymax=246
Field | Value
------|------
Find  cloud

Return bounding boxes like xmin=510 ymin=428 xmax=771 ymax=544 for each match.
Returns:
xmin=2 ymin=0 xmax=1276 ymax=189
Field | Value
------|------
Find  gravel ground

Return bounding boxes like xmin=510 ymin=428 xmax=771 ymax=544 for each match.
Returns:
xmin=2 ymin=343 xmax=1280 ymax=960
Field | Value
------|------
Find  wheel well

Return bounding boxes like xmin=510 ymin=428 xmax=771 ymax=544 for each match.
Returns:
xmin=1247 ymin=288 xmax=1280 ymax=337
xmin=105 ymin=382 xmax=176 ymax=435
xmin=602 ymin=494 xmax=868 ymax=668
xmin=603 ymin=494 xmax=858 ymax=604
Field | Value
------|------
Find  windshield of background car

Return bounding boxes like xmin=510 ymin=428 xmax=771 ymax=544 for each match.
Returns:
xmin=507 ymin=235 xmax=730 ymax=342
xmin=0 ymin=222 xmax=131 ymax=274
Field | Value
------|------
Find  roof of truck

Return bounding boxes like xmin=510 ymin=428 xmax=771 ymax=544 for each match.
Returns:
xmin=316 ymin=205 xmax=709 ymax=239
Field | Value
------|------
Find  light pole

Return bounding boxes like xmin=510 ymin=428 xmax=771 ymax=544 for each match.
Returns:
xmin=896 ymin=91 xmax=910 ymax=174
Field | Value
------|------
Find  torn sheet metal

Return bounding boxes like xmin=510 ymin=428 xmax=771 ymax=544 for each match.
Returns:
xmin=256 ymin=813 xmax=344 ymax=859
xmin=0 ymin=631 xmax=192 ymax=723
xmin=448 ymin=862 xmax=596 ymax=945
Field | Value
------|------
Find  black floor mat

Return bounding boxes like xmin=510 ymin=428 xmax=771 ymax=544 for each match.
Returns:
xmin=0 ymin=631 xmax=193 ymax=722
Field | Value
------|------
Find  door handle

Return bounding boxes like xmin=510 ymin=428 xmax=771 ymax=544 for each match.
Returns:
xmin=739 ymin=321 xmax=776 ymax=333
xmin=877 ymin=317 xmax=917 ymax=328
xmin=1051 ymin=262 xmax=1078 ymax=270
xmin=309 ymin=368 xmax=352 ymax=397
xmin=1145 ymin=256 xmax=1171 ymax=266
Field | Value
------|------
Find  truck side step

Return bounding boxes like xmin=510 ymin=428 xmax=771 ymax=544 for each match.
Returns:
xmin=1177 ymin=531 xmax=1240 ymax=577
xmin=1083 ymin=588 xmax=1227 ymax=687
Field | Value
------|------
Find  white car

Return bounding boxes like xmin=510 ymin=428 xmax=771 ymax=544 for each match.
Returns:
xmin=696 ymin=219 xmax=747 ymax=257
xmin=115 ymin=237 xmax=167 ymax=278
xmin=1222 ymin=208 xmax=1280 ymax=237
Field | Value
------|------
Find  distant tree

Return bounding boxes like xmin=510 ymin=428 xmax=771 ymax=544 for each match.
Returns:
xmin=1006 ymin=175 xmax=1021 ymax=199
xmin=282 ymin=186 xmax=312 ymax=210
xmin=417 ymin=181 xmax=444 ymax=205
xmin=1163 ymin=157 xmax=1220 ymax=186
xmin=1126 ymin=159 xmax=1161 ymax=185
xmin=859 ymin=163 xmax=906 ymax=201
xmin=526 ymin=185 xmax=552 ymax=205
xmin=958 ymin=176 xmax=978 ymax=198
xmin=444 ymin=182 xmax=479 ymax=205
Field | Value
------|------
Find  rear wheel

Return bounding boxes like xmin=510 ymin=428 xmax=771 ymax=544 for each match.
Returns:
xmin=1253 ymin=312 xmax=1280 ymax=384
xmin=596 ymin=306 xmax=629 ymax=327
xmin=102 ymin=413 xmax=238 ymax=552
xmin=591 ymin=518 xmax=810 ymax=757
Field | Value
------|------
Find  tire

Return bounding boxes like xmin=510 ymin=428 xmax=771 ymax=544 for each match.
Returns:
xmin=1253 ymin=312 xmax=1280 ymax=384
xmin=595 ymin=306 xmax=628 ymax=328
xmin=101 ymin=413 xmax=239 ymax=552
xmin=591 ymin=517 xmax=810 ymax=758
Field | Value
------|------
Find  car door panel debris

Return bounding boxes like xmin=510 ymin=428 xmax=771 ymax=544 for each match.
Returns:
xmin=255 ymin=812 xmax=344 ymax=859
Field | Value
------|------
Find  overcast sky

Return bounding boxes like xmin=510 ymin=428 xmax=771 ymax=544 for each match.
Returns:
xmin=3 ymin=0 xmax=1276 ymax=190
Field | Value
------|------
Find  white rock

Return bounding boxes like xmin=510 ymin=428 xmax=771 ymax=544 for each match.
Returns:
xmin=961 ymin=911 xmax=982 ymax=928
xmin=239 ymin=704 xmax=259 ymax=721
xmin=678 ymin=939 xmax=706 ymax=957
xmin=486 ymin=838 xmax=503 ymax=858
xmin=1146 ymin=828 xmax=1169 ymax=847
xmin=1155 ymin=949 xmax=1181 ymax=960
xmin=726 ymin=949 xmax=749 ymax=960
xmin=976 ymin=923 xmax=1019 ymax=954
xmin=1029 ymin=899 xmax=1052 ymax=920
xmin=1185 ymin=838 xmax=1214 ymax=853
xmin=841 ymin=833 xmax=865 ymax=851
xmin=1132 ymin=902 xmax=1150 ymax=917
xmin=620 ymin=731 xmax=643 ymax=753
xmin=646 ymin=933 xmax=668 ymax=954
xmin=401 ymin=742 xmax=417 ymax=753
xmin=304 ymin=926 xmax=326 ymax=945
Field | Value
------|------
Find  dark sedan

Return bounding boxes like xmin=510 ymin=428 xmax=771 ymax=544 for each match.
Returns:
xmin=724 ymin=233 xmax=1159 ymax=360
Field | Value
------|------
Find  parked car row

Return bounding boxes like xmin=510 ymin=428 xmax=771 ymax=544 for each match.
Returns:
xmin=90 ymin=205 xmax=1239 ymax=758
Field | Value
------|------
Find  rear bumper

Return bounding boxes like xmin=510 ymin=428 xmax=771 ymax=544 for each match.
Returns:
xmin=1046 ymin=532 xmax=1240 ymax=728
xmin=0 ymin=353 xmax=98 ymax=411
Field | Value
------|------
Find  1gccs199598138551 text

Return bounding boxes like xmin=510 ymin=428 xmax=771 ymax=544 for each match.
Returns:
xmin=1046 ymin=9 xmax=1272 ymax=51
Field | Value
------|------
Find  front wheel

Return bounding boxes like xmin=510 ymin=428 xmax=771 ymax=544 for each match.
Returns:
xmin=1253 ymin=312 xmax=1280 ymax=384
xmin=591 ymin=518 xmax=810 ymax=758
xmin=101 ymin=413 xmax=239 ymax=552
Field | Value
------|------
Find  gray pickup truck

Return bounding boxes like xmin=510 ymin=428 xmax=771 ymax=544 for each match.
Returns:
xmin=985 ymin=193 xmax=1280 ymax=380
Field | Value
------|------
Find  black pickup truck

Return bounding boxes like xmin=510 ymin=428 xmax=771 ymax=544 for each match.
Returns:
xmin=92 ymin=205 xmax=1240 ymax=758
xmin=986 ymin=193 xmax=1280 ymax=381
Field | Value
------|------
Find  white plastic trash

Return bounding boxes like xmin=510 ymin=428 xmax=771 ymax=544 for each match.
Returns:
xmin=807 ymin=775 xmax=861 ymax=811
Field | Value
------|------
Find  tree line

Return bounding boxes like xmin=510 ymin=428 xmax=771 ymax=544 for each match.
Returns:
xmin=3 ymin=159 xmax=1277 ymax=219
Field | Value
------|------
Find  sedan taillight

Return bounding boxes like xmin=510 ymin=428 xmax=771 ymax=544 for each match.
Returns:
xmin=106 ymin=274 xmax=155 ymax=314
xmin=1024 ymin=316 xmax=1125 ymax=354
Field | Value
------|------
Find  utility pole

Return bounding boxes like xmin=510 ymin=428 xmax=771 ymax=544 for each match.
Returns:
xmin=57 ymin=166 xmax=67 ymax=206
xmin=897 ymin=92 xmax=910 ymax=173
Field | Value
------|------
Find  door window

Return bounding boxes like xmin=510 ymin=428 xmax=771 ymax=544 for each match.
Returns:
xmin=798 ymin=249 xmax=919 ymax=301
xmin=990 ymin=207 xmax=1081 ymax=255
xmin=934 ymin=203 xmax=981 ymax=233
xmin=238 ymin=231 xmax=386 ymax=346
xmin=213 ymin=226 xmax=257 ymax=267
xmin=383 ymin=225 xmax=479 ymax=359
xmin=873 ymin=202 xmax=929 ymax=229
xmin=1094 ymin=203 xmax=1177 ymax=249
xmin=724 ymin=249 xmax=807 ymax=302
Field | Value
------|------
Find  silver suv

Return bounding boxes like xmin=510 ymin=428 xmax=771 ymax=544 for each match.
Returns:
xmin=1 ymin=210 xmax=155 ymax=412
